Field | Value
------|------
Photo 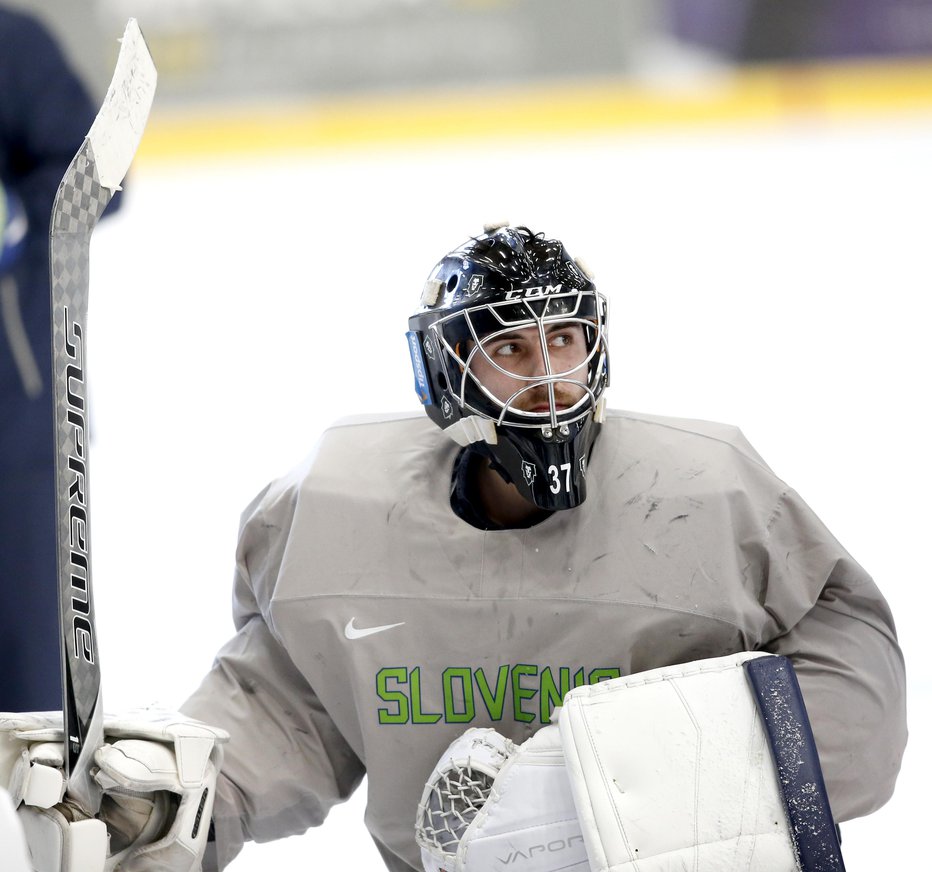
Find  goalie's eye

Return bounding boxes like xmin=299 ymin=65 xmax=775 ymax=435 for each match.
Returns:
xmin=547 ymin=325 xmax=584 ymax=351
xmin=489 ymin=339 xmax=522 ymax=358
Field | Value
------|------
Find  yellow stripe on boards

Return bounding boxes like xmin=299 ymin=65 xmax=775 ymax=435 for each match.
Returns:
xmin=137 ymin=58 xmax=932 ymax=162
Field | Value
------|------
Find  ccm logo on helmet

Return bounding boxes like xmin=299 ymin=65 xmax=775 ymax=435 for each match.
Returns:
xmin=503 ymin=283 xmax=563 ymax=301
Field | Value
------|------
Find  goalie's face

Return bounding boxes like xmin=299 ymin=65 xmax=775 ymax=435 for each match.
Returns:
xmin=468 ymin=322 xmax=589 ymax=415
xmin=420 ymin=281 xmax=609 ymax=436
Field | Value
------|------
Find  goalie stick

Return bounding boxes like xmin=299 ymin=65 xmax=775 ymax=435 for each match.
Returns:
xmin=50 ymin=18 xmax=156 ymax=815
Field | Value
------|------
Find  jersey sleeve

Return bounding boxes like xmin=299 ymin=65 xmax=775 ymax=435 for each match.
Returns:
xmin=181 ymin=473 xmax=365 ymax=870
xmin=759 ymin=487 xmax=907 ymax=821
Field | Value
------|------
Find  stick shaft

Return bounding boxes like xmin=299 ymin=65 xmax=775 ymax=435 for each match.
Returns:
xmin=50 ymin=19 xmax=156 ymax=813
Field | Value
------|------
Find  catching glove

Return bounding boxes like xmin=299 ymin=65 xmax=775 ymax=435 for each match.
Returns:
xmin=415 ymin=725 xmax=588 ymax=872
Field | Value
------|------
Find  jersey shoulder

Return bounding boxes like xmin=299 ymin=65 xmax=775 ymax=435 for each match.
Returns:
xmin=242 ymin=411 xmax=443 ymax=519
xmin=604 ymin=408 xmax=772 ymax=471
xmin=328 ymin=410 xmax=426 ymax=429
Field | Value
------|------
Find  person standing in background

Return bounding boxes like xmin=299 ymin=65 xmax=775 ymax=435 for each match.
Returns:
xmin=0 ymin=5 xmax=120 ymax=711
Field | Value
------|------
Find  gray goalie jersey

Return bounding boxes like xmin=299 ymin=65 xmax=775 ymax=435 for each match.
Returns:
xmin=182 ymin=410 xmax=906 ymax=871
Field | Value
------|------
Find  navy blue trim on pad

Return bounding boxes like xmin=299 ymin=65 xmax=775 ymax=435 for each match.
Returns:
xmin=745 ymin=655 xmax=846 ymax=872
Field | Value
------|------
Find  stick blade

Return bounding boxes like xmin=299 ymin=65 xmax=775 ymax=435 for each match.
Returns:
xmin=88 ymin=19 xmax=157 ymax=192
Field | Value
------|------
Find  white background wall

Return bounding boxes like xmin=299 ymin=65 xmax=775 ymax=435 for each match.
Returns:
xmin=88 ymin=115 xmax=927 ymax=868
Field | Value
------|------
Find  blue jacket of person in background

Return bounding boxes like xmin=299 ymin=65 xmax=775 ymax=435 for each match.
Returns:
xmin=1 ymin=6 xmax=120 ymax=710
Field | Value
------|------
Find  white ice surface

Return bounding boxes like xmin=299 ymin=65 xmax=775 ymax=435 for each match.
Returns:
xmin=86 ymin=115 xmax=928 ymax=869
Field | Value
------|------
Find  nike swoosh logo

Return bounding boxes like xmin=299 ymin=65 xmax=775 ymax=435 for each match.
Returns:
xmin=344 ymin=618 xmax=406 ymax=640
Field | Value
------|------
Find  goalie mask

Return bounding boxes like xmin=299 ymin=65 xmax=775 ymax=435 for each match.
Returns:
xmin=406 ymin=224 xmax=609 ymax=511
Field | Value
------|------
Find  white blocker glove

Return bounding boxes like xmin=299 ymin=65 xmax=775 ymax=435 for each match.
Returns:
xmin=0 ymin=709 xmax=228 ymax=872
xmin=415 ymin=725 xmax=589 ymax=872
xmin=557 ymin=652 xmax=845 ymax=872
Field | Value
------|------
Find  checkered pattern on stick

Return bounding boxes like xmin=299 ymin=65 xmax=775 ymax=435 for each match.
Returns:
xmin=50 ymin=138 xmax=110 ymax=813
